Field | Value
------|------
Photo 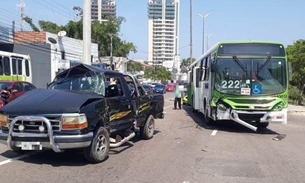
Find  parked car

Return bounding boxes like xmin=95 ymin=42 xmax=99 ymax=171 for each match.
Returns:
xmin=182 ymin=95 xmax=188 ymax=105
xmin=142 ymin=84 xmax=154 ymax=94
xmin=151 ymin=82 xmax=159 ymax=88
xmin=153 ymin=83 xmax=166 ymax=94
xmin=0 ymin=81 xmax=36 ymax=109
xmin=0 ymin=64 xmax=165 ymax=163
xmin=166 ymin=83 xmax=176 ymax=92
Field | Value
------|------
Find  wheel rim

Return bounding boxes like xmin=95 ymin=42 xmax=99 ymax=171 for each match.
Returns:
xmin=148 ymin=118 xmax=155 ymax=135
xmin=95 ymin=134 xmax=107 ymax=154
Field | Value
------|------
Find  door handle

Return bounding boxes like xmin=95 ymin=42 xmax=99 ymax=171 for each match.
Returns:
xmin=205 ymin=83 xmax=208 ymax=89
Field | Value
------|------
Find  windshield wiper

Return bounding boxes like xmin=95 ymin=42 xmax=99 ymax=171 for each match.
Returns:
xmin=232 ymin=56 xmax=247 ymax=72
xmin=257 ymin=56 xmax=272 ymax=73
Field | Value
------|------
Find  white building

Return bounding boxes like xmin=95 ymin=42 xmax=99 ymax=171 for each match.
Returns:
xmin=12 ymin=31 xmax=98 ymax=87
xmin=147 ymin=0 xmax=180 ymax=72
xmin=91 ymin=0 xmax=116 ymax=22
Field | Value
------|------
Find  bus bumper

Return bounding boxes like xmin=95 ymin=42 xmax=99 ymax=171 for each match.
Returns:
xmin=216 ymin=108 xmax=287 ymax=131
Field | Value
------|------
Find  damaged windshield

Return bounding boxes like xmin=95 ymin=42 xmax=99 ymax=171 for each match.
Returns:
xmin=48 ymin=70 xmax=106 ymax=96
xmin=214 ymin=57 xmax=286 ymax=95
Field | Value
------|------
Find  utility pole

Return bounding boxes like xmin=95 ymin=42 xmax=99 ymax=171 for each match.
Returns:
xmin=189 ymin=0 xmax=193 ymax=63
xmin=17 ymin=0 xmax=25 ymax=31
xmin=110 ymin=34 xmax=113 ymax=70
xmin=83 ymin=0 xmax=91 ymax=65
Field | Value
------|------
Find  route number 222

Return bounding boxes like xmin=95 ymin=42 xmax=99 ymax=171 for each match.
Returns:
xmin=221 ymin=80 xmax=240 ymax=89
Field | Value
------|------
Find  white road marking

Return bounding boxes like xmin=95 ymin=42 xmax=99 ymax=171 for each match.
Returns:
xmin=0 ymin=153 xmax=32 ymax=166
xmin=211 ymin=129 xmax=218 ymax=136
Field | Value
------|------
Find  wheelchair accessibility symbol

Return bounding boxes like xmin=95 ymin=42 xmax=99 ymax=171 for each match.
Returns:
xmin=252 ymin=84 xmax=262 ymax=94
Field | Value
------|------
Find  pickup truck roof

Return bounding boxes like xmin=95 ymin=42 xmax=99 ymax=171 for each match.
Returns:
xmin=56 ymin=63 xmax=122 ymax=77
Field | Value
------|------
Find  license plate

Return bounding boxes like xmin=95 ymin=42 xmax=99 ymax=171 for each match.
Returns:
xmin=20 ymin=142 xmax=42 ymax=150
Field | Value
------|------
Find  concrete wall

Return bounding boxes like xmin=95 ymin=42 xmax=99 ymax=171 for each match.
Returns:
xmin=13 ymin=43 xmax=51 ymax=88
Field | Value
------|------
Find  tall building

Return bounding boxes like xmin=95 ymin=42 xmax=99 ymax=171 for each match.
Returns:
xmin=147 ymin=0 xmax=180 ymax=71
xmin=91 ymin=0 xmax=116 ymax=22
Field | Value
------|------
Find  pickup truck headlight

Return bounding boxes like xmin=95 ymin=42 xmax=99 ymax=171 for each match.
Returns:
xmin=62 ymin=114 xmax=88 ymax=130
xmin=0 ymin=114 xmax=8 ymax=127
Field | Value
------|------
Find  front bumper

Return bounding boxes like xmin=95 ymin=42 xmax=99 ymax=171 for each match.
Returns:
xmin=215 ymin=108 xmax=287 ymax=131
xmin=0 ymin=116 xmax=93 ymax=152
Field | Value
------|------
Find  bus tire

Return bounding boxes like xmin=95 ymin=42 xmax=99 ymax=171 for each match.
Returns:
xmin=192 ymin=95 xmax=198 ymax=113
xmin=204 ymin=109 xmax=214 ymax=125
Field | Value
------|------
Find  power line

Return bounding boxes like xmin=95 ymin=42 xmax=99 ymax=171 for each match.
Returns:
xmin=29 ymin=0 xmax=73 ymax=24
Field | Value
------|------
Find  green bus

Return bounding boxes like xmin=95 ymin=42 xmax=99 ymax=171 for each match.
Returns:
xmin=0 ymin=50 xmax=32 ymax=82
xmin=187 ymin=40 xmax=292 ymax=131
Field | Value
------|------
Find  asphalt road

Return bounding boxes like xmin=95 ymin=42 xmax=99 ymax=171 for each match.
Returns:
xmin=0 ymin=92 xmax=305 ymax=183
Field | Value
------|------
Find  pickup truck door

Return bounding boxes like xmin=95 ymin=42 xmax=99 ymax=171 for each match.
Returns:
xmin=124 ymin=75 xmax=151 ymax=126
xmin=136 ymin=84 xmax=151 ymax=125
xmin=105 ymin=75 xmax=134 ymax=131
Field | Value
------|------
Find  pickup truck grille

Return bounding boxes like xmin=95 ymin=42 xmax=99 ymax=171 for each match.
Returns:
xmin=7 ymin=115 xmax=62 ymax=133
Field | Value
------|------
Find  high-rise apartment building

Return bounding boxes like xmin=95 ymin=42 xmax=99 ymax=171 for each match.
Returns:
xmin=91 ymin=0 xmax=116 ymax=22
xmin=147 ymin=0 xmax=180 ymax=71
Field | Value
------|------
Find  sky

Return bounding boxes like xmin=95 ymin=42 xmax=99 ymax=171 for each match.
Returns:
xmin=1 ymin=0 xmax=305 ymax=61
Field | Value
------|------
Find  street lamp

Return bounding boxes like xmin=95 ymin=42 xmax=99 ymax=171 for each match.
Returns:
xmin=205 ymin=34 xmax=212 ymax=52
xmin=198 ymin=13 xmax=210 ymax=54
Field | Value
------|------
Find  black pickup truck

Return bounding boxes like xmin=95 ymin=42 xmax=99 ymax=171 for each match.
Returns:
xmin=0 ymin=64 xmax=164 ymax=163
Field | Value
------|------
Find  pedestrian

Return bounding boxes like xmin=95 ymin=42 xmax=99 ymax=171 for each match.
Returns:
xmin=174 ymin=82 xmax=182 ymax=110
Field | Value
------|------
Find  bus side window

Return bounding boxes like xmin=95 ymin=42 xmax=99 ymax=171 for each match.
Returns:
xmin=18 ymin=59 xmax=22 ymax=75
xmin=204 ymin=56 xmax=210 ymax=81
xmin=0 ymin=56 xmax=3 ymax=75
xmin=25 ymin=59 xmax=30 ymax=76
xmin=3 ymin=57 xmax=10 ymax=75
xmin=12 ymin=58 xmax=17 ymax=74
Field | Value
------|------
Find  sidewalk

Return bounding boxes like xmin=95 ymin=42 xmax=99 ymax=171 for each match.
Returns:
xmin=288 ymin=104 xmax=305 ymax=113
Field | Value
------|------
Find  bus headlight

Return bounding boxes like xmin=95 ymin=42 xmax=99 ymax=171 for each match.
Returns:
xmin=0 ymin=114 xmax=8 ymax=127
xmin=217 ymin=103 xmax=227 ymax=111
xmin=272 ymin=102 xmax=285 ymax=111
xmin=62 ymin=114 xmax=88 ymax=130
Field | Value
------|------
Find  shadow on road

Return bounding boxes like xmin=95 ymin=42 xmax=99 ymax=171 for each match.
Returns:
xmin=182 ymin=104 xmax=279 ymax=135
xmin=0 ymin=130 xmax=162 ymax=166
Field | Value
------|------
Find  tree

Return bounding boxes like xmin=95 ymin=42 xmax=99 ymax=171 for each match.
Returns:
xmin=180 ymin=57 xmax=196 ymax=73
xmin=286 ymin=39 xmax=305 ymax=94
xmin=144 ymin=66 xmax=171 ymax=80
xmin=127 ymin=61 xmax=143 ymax=74
xmin=23 ymin=16 xmax=40 ymax=32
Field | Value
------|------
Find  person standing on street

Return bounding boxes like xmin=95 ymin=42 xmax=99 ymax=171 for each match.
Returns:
xmin=174 ymin=83 xmax=182 ymax=110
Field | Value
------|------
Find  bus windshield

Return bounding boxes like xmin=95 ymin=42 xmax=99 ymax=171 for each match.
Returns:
xmin=214 ymin=57 xmax=286 ymax=95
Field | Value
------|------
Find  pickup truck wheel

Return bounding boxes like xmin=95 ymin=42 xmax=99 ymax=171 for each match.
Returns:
xmin=140 ymin=115 xmax=155 ymax=140
xmin=84 ymin=127 xmax=110 ymax=163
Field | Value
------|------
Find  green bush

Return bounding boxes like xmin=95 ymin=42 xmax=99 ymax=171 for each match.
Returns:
xmin=289 ymin=86 xmax=300 ymax=104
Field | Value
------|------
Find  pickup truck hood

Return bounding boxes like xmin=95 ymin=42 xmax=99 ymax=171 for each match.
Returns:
xmin=1 ymin=89 xmax=104 ymax=115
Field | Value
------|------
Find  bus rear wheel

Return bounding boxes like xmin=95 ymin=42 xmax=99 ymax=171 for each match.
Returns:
xmin=204 ymin=109 xmax=214 ymax=125
xmin=192 ymin=95 xmax=198 ymax=113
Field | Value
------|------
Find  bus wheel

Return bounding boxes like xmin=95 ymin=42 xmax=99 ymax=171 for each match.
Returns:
xmin=204 ymin=109 xmax=214 ymax=125
xmin=192 ymin=95 xmax=198 ymax=113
